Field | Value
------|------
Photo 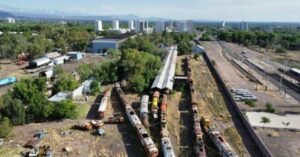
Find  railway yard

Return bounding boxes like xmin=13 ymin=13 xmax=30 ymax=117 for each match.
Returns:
xmin=202 ymin=41 xmax=300 ymax=157
xmin=1 ymin=41 xmax=300 ymax=157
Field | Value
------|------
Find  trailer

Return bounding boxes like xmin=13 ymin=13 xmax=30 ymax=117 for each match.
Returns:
xmin=0 ymin=76 xmax=17 ymax=86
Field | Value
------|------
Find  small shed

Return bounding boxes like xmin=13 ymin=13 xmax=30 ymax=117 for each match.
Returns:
xmin=67 ymin=52 xmax=85 ymax=61
xmin=192 ymin=45 xmax=205 ymax=54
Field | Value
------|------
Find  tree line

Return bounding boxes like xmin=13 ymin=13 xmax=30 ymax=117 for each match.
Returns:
xmin=217 ymin=30 xmax=300 ymax=52
xmin=0 ymin=22 xmax=95 ymax=59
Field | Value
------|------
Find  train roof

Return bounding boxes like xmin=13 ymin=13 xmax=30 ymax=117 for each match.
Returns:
xmin=151 ymin=46 xmax=178 ymax=91
xmin=290 ymin=68 xmax=300 ymax=75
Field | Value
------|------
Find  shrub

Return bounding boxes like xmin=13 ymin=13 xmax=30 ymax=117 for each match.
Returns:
xmin=211 ymin=59 xmax=216 ymax=66
xmin=90 ymin=80 xmax=100 ymax=95
xmin=275 ymin=47 xmax=287 ymax=54
xmin=265 ymin=102 xmax=275 ymax=113
xmin=244 ymin=99 xmax=256 ymax=107
xmin=0 ymin=117 xmax=13 ymax=138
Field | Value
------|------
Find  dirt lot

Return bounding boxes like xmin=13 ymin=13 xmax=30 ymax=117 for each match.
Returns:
xmin=202 ymin=41 xmax=300 ymax=157
xmin=1 ymin=87 xmax=145 ymax=157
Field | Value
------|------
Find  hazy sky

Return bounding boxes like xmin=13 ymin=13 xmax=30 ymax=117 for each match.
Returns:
xmin=0 ymin=0 xmax=299 ymax=22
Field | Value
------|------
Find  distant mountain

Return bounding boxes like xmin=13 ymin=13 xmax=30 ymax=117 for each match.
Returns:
xmin=0 ymin=8 xmax=172 ymax=21
xmin=0 ymin=10 xmax=13 ymax=18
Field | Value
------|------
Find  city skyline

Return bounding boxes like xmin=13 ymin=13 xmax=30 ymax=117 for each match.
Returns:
xmin=0 ymin=0 xmax=299 ymax=22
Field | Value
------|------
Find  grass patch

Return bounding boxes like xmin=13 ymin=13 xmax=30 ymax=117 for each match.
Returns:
xmin=272 ymin=58 xmax=300 ymax=69
xmin=0 ymin=146 xmax=25 ymax=157
xmin=244 ymin=99 xmax=256 ymax=107
xmin=224 ymin=127 xmax=245 ymax=157
xmin=76 ymin=103 xmax=91 ymax=119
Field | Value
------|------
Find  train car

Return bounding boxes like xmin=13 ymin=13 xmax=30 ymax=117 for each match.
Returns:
xmin=0 ymin=76 xmax=17 ymax=86
xmin=161 ymin=137 xmax=176 ymax=157
xmin=289 ymin=68 xmax=300 ymax=81
xmin=152 ymin=91 xmax=160 ymax=120
xmin=140 ymin=95 xmax=150 ymax=127
xmin=202 ymin=118 xmax=238 ymax=157
xmin=115 ymin=83 xmax=158 ymax=157
xmin=29 ymin=57 xmax=51 ymax=69
xmin=97 ymin=88 xmax=112 ymax=119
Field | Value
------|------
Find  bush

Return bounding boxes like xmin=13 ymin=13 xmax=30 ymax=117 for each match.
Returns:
xmin=90 ymin=80 xmax=100 ymax=95
xmin=275 ymin=47 xmax=287 ymax=53
xmin=211 ymin=59 xmax=216 ymax=66
xmin=194 ymin=54 xmax=200 ymax=60
xmin=265 ymin=102 xmax=275 ymax=113
xmin=244 ymin=99 xmax=256 ymax=107
xmin=0 ymin=117 xmax=12 ymax=138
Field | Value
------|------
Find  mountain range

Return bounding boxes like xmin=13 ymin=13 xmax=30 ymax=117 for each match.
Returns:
xmin=0 ymin=8 xmax=175 ymax=21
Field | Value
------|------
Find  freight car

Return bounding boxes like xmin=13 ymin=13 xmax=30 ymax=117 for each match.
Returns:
xmin=201 ymin=118 xmax=238 ymax=157
xmin=140 ymin=95 xmax=150 ymax=127
xmin=152 ymin=91 xmax=160 ymax=120
xmin=0 ymin=76 xmax=17 ymax=86
xmin=185 ymin=57 xmax=207 ymax=157
xmin=115 ymin=83 xmax=158 ymax=157
xmin=97 ymin=88 xmax=112 ymax=119
xmin=161 ymin=137 xmax=176 ymax=157
xmin=160 ymin=94 xmax=169 ymax=137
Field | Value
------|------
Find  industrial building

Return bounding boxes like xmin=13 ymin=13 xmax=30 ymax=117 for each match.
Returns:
xmin=95 ymin=20 xmax=103 ymax=32
xmin=91 ymin=33 xmax=136 ymax=55
xmin=155 ymin=21 xmax=165 ymax=32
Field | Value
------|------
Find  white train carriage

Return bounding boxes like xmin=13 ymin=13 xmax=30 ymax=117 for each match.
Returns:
xmin=161 ymin=137 xmax=176 ymax=157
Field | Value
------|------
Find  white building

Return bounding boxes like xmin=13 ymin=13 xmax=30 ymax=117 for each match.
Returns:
xmin=95 ymin=20 xmax=103 ymax=32
xmin=222 ymin=21 xmax=226 ymax=28
xmin=6 ymin=17 xmax=15 ymax=24
xmin=155 ymin=21 xmax=165 ymax=32
xmin=135 ymin=20 xmax=148 ymax=33
xmin=128 ymin=20 xmax=134 ymax=30
xmin=187 ymin=20 xmax=193 ymax=32
xmin=240 ymin=21 xmax=249 ymax=31
xmin=113 ymin=20 xmax=119 ymax=30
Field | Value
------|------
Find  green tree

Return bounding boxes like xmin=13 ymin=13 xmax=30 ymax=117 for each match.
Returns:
xmin=0 ymin=117 xmax=13 ymax=138
xmin=51 ymin=100 xmax=78 ymax=119
xmin=53 ymin=72 xmax=79 ymax=93
xmin=90 ymin=80 xmax=101 ymax=95
xmin=129 ymin=75 xmax=146 ymax=93
xmin=76 ymin=64 xmax=93 ymax=81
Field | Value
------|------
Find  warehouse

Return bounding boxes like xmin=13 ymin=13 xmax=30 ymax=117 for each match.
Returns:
xmin=91 ymin=33 xmax=136 ymax=55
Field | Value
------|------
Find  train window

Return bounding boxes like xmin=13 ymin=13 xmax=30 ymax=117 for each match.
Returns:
xmin=142 ymin=134 xmax=149 ymax=138
xmin=218 ymin=136 xmax=225 ymax=142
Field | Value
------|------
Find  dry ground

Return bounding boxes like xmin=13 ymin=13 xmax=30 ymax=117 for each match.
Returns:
xmin=202 ymin=41 xmax=300 ymax=157
xmin=1 ymin=88 xmax=145 ymax=157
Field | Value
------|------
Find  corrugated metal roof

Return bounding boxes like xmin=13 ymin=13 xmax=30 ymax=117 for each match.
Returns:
xmin=48 ymin=92 xmax=69 ymax=102
xmin=151 ymin=46 xmax=178 ymax=91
